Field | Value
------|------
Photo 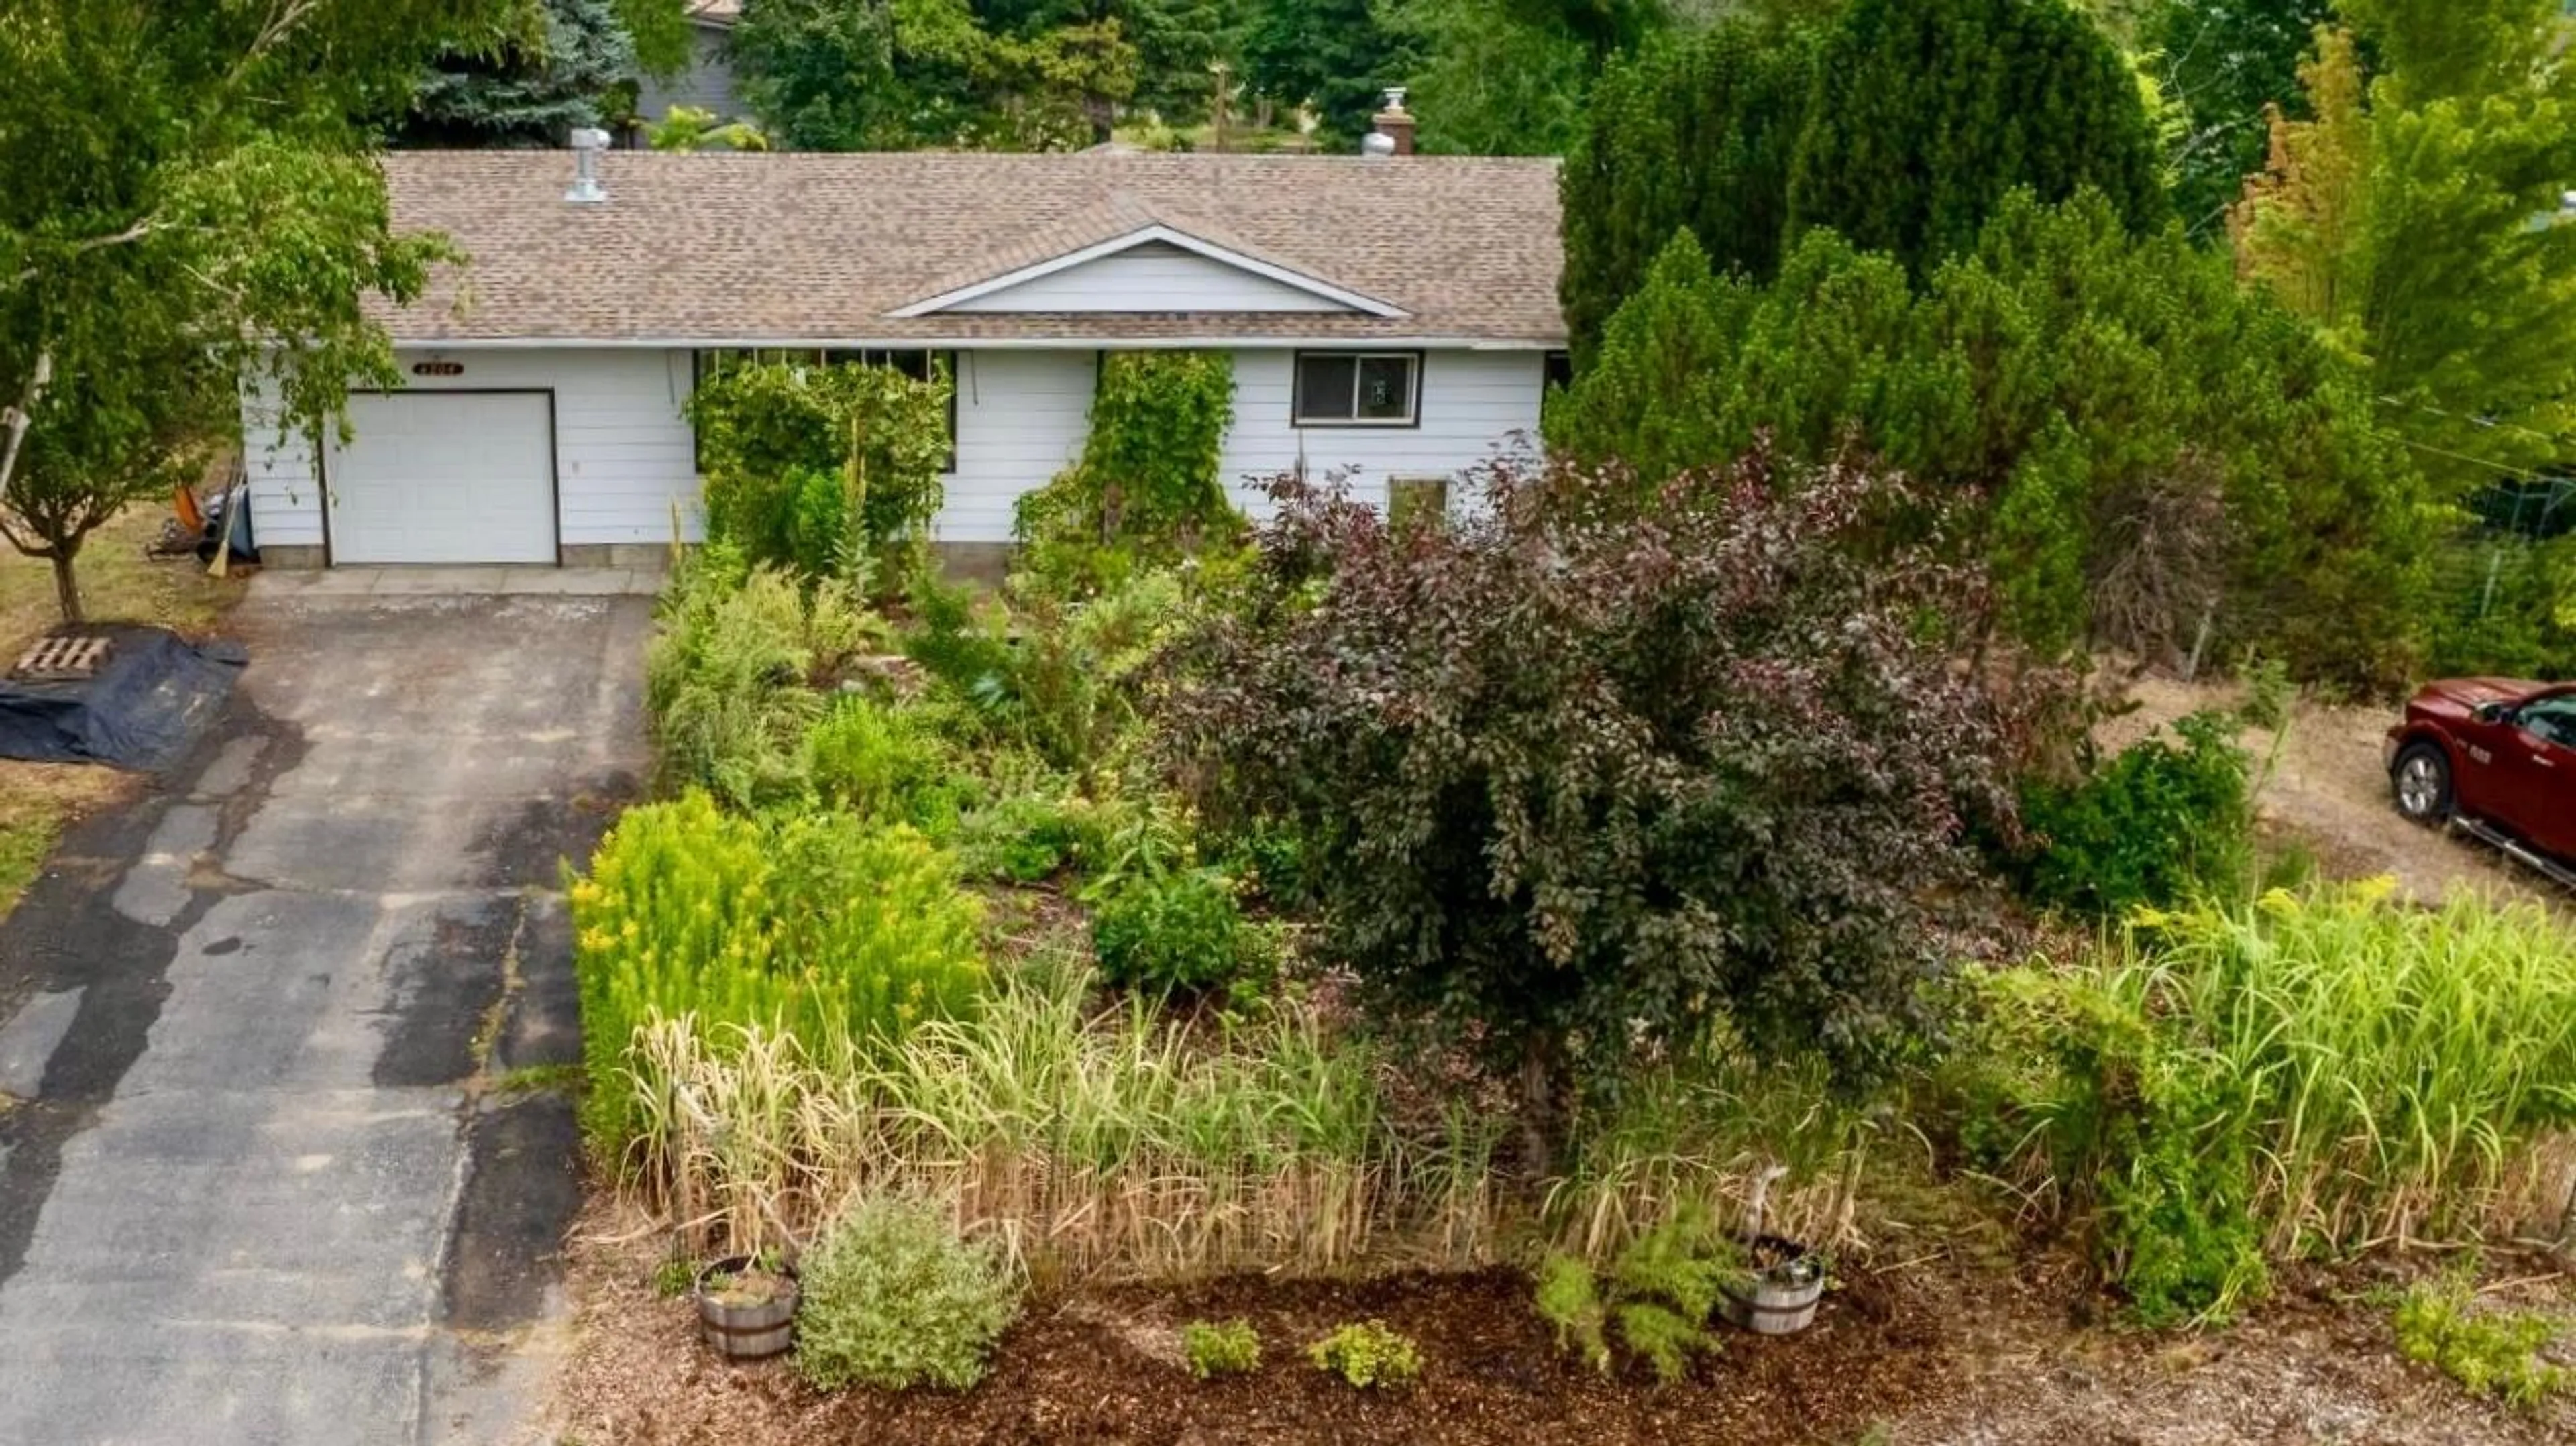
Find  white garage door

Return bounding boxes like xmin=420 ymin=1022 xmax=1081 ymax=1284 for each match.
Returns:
xmin=323 ymin=392 xmax=557 ymax=565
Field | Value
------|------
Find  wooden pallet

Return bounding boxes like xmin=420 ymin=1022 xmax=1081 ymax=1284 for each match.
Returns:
xmin=12 ymin=633 xmax=111 ymax=682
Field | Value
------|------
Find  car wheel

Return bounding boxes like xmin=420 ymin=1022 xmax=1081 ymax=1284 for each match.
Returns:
xmin=2392 ymin=742 xmax=2453 ymax=826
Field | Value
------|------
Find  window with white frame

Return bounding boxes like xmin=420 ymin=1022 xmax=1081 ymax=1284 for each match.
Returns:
xmin=1292 ymin=351 xmax=1420 ymax=426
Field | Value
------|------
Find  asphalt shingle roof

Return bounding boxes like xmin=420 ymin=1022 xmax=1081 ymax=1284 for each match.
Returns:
xmin=376 ymin=150 xmax=1567 ymax=347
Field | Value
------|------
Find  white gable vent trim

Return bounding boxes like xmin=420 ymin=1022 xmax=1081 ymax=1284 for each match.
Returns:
xmin=888 ymin=225 xmax=1409 ymax=320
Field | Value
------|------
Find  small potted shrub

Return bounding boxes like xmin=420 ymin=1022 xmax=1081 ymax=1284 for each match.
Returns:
xmin=694 ymin=1248 xmax=800 ymax=1361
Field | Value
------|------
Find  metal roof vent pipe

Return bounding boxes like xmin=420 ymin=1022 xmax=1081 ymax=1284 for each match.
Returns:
xmin=566 ymin=127 xmax=610 ymax=204
xmin=1365 ymin=88 xmax=1413 ymax=158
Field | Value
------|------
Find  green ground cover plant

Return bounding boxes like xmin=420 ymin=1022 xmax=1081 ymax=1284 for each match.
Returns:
xmin=1180 ymin=1319 xmax=1262 ymax=1378
xmin=1536 ymin=1207 xmax=1738 ymax=1382
xmin=794 ymin=1191 xmax=1022 ymax=1392
xmin=1087 ymin=866 xmax=1271 ymax=999
xmin=2394 ymin=1275 xmax=2571 ymax=1408
xmin=645 ymin=546 xmax=883 ymax=809
xmin=1307 ymin=1320 xmax=1421 ymax=1390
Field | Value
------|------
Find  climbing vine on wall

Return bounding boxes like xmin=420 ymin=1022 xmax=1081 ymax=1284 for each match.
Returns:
xmin=1016 ymin=351 xmax=1240 ymax=590
xmin=688 ymin=359 xmax=953 ymax=579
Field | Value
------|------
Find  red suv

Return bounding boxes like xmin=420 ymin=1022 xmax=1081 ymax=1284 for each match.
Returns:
xmin=2385 ymin=678 xmax=2576 ymax=869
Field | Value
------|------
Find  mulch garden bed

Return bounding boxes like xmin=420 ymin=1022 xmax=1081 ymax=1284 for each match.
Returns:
xmin=547 ymin=1199 xmax=2574 ymax=1446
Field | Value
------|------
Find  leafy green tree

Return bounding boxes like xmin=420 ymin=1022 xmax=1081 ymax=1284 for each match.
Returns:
xmin=0 ymin=0 xmax=489 ymax=620
xmin=1788 ymin=0 xmax=2169 ymax=278
xmin=981 ymin=0 xmax=1226 ymax=121
xmin=1388 ymin=0 xmax=1595 ymax=156
xmin=1241 ymin=0 xmax=1408 ymax=142
xmin=737 ymin=0 xmax=989 ymax=149
xmin=1558 ymin=22 xmax=1819 ymax=359
xmin=618 ymin=0 xmax=700 ymax=76
xmin=2234 ymin=11 xmax=2576 ymax=494
xmin=399 ymin=0 xmax=641 ymax=148
xmin=2140 ymin=0 xmax=2333 ymax=234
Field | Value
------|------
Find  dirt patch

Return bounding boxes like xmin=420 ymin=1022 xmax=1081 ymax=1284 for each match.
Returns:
xmin=2106 ymin=675 xmax=2559 ymax=907
xmin=542 ymin=1200 xmax=2573 ymax=1445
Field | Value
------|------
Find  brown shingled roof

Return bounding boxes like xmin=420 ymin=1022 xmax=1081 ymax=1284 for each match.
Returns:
xmin=377 ymin=150 xmax=1566 ymax=346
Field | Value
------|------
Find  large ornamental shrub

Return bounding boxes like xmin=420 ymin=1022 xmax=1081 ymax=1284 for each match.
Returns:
xmin=1161 ymin=448 xmax=2031 ymax=1151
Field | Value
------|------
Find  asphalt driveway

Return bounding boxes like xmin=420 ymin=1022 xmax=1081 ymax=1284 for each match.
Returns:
xmin=0 ymin=589 xmax=650 ymax=1445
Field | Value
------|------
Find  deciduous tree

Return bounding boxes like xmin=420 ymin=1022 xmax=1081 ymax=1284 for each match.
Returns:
xmin=0 ymin=1 xmax=492 ymax=620
xmin=2233 ymin=10 xmax=2576 ymax=492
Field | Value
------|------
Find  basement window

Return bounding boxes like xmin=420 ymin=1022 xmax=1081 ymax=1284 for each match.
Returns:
xmin=1293 ymin=351 xmax=1420 ymax=427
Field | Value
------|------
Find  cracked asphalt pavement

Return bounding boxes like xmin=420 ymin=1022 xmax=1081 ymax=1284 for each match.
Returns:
xmin=0 ymin=591 xmax=649 ymax=1445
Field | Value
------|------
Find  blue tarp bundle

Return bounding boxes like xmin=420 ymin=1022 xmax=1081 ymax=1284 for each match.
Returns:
xmin=0 ymin=626 xmax=246 ymax=771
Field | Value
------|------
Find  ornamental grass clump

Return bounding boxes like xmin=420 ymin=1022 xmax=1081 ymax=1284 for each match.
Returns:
xmin=570 ymin=792 xmax=985 ymax=1164
xmin=1950 ymin=882 xmax=2576 ymax=1325
xmin=624 ymin=955 xmax=1508 ymax=1274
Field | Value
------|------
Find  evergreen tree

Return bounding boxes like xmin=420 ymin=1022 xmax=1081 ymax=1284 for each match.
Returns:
xmin=1786 ymin=0 xmax=2168 ymax=279
xmin=400 ymin=0 xmax=639 ymax=147
xmin=1558 ymin=22 xmax=1818 ymax=359
xmin=1549 ymin=193 xmax=2426 ymax=685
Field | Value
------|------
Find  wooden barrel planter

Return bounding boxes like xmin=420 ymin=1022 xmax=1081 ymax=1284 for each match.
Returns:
xmin=695 ymin=1256 xmax=800 ymax=1361
xmin=1717 ymin=1235 xmax=1823 ymax=1337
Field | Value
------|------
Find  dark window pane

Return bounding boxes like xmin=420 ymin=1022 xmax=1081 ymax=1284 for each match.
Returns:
xmin=1297 ymin=355 xmax=1358 ymax=420
xmin=1356 ymin=355 xmax=1413 ymax=421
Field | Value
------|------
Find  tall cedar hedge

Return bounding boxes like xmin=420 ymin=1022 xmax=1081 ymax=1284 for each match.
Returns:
xmin=1561 ymin=0 xmax=2166 ymax=357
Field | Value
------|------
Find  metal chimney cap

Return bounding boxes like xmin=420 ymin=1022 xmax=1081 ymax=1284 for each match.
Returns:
xmin=566 ymin=129 xmax=611 ymax=204
xmin=1380 ymin=87 xmax=1408 ymax=113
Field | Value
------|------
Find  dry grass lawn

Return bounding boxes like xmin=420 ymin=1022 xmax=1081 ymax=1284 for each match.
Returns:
xmin=0 ymin=508 xmax=246 ymax=917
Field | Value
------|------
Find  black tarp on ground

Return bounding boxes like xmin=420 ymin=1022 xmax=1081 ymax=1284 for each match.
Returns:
xmin=0 ymin=626 xmax=246 ymax=771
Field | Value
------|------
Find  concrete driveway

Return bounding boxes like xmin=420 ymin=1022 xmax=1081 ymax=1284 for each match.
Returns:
xmin=0 ymin=588 xmax=650 ymax=1445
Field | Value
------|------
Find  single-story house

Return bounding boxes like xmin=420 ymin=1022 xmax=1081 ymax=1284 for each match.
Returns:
xmin=632 ymin=0 xmax=746 ymax=130
xmin=241 ymin=127 xmax=1566 ymax=570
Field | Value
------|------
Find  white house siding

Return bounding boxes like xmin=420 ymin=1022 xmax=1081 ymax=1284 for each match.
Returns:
xmin=634 ymin=24 xmax=745 ymax=125
xmin=244 ymin=344 xmax=1544 ymax=560
xmin=932 ymin=349 xmax=1097 ymax=544
xmin=1216 ymin=349 xmax=1545 ymax=516
xmin=244 ymin=348 xmax=702 ymax=557
xmin=946 ymin=243 xmax=1348 ymax=314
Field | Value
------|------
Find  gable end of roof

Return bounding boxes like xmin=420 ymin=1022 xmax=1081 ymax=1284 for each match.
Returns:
xmin=889 ymin=224 xmax=1409 ymax=319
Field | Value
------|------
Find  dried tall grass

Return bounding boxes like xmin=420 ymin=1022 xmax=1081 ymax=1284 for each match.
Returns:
xmin=613 ymin=954 xmax=1875 ymax=1282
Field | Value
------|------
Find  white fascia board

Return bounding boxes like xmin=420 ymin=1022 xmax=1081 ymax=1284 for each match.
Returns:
xmin=389 ymin=334 xmax=1564 ymax=351
xmin=885 ymin=225 xmax=1410 ymax=319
